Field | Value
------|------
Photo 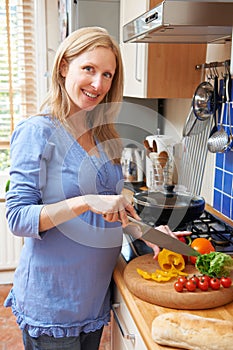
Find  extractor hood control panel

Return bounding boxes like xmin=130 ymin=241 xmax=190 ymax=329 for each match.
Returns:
xmin=145 ymin=12 xmax=158 ymax=24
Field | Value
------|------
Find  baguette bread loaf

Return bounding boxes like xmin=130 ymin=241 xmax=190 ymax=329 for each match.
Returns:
xmin=152 ymin=312 xmax=233 ymax=350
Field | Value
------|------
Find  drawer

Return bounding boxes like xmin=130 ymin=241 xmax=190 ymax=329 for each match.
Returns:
xmin=111 ymin=286 xmax=147 ymax=350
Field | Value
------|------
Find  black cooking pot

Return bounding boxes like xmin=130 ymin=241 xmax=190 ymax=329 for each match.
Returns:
xmin=133 ymin=186 xmax=205 ymax=229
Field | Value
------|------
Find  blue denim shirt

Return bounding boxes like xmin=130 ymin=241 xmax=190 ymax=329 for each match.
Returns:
xmin=4 ymin=115 xmax=123 ymax=337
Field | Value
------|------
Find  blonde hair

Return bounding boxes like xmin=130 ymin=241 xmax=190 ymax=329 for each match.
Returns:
xmin=40 ymin=27 xmax=124 ymax=163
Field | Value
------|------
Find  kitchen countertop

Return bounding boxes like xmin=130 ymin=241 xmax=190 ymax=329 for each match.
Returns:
xmin=113 ymin=204 xmax=233 ymax=350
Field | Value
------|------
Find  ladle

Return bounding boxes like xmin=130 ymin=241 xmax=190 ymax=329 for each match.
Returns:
xmin=209 ymin=75 xmax=219 ymax=137
xmin=207 ymin=76 xmax=229 ymax=153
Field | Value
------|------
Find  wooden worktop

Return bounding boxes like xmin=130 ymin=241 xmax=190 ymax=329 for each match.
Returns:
xmin=113 ymin=203 xmax=233 ymax=350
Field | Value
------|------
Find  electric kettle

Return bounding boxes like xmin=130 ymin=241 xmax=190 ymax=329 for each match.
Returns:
xmin=121 ymin=144 xmax=145 ymax=183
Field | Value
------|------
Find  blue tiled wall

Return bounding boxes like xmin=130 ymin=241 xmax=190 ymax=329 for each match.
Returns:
xmin=214 ymin=152 xmax=233 ymax=219
xmin=213 ymin=79 xmax=233 ymax=219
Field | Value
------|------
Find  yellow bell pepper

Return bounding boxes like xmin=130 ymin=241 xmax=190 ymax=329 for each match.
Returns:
xmin=136 ymin=268 xmax=152 ymax=280
xmin=137 ymin=268 xmax=181 ymax=282
xmin=151 ymin=269 xmax=178 ymax=282
xmin=136 ymin=248 xmax=188 ymax=282
xmin=158 ymin=248 xmax=185 ymax=272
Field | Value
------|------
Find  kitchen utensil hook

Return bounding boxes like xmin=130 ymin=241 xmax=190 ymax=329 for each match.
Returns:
xmin=206 ymin=67 xmax=213 ymax=81
xmin=221 ymin=61 xmax=230 ymax=78
xmin=213 ymin=65 xmax=219 ymax=79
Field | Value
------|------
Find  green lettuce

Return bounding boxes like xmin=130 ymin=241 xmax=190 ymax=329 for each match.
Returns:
xmin=195 ymin=252 xmax=233 ymax=277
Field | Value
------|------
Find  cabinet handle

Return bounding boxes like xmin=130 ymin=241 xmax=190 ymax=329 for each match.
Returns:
xmin=111 ymin=303 xmax=136 ymax=340
xmin=135 ymin=43 xmax=142 ymax=82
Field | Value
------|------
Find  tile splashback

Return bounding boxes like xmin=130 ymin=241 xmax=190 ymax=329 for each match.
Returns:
xmin=213 ymin=79 xmax=233 ymax=219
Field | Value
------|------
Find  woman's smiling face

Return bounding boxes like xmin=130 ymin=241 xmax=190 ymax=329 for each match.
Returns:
xmin=60 ymin=46 xmax=116 ymax=114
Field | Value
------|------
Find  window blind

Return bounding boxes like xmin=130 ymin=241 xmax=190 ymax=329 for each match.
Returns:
xmin=0 ymin=0 xmax=37 ymax=149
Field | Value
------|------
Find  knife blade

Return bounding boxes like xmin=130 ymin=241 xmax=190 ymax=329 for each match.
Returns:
xmin=126 ymin=216 xmax=199 ymax=257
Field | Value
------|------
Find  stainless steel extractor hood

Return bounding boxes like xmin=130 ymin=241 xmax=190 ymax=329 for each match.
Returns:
xmin=123 ymin=1 xmax=233 ymax=44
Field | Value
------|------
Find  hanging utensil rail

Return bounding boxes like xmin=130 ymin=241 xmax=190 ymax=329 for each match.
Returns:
xmin=195 ymin=59 xmax=231 ymax=71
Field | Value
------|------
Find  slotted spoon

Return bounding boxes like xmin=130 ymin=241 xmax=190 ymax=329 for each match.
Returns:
xmin=207 ymin=76 xmax=229 ymax=153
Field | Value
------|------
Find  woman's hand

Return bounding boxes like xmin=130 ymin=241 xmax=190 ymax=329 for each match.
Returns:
xmin=142 ymin=225 xmax=192 ymax=260
xmin=84 ymin=194 xmax=140 ymax=227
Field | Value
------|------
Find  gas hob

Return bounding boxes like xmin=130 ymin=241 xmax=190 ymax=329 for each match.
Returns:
xmin=121 ymin=210 xmax=233 ymax=263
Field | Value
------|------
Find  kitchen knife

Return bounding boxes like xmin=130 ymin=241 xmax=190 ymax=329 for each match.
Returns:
xmin=126 ymin=216 xmax=200 ymax=257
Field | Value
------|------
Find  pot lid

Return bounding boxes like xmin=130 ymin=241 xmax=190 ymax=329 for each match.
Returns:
xmin=133 ymin=189 xmax=204 ymax=209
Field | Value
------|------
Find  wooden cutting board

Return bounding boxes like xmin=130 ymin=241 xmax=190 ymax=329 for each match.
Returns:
xmin=123 ymin=254 xmax=233 ymax=310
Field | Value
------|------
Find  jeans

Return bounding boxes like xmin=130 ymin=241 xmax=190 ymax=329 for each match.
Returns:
xmin=22 ymin=327 xmax=104 ymax=350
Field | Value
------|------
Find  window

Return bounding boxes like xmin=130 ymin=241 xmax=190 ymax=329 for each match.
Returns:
xmin=0 ymin=0 xmax=37 ymax=170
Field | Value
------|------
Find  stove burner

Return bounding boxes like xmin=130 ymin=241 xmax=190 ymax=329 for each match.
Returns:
xmin=121 ymin=210 xmax=233 ymax=262
xmin=211 ymin=233 xmax=231 ymax=246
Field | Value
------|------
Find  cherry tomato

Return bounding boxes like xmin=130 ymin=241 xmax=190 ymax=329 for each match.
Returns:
xmin=209 ymin=278 xmax=220 ymax=290
xmin=186 ymin=280 xmax=196 ymax=292
xmin=198 ymin=278 xmax=209 ymax=291
xmin=190 ymin=238 xmax=215 ymax=265
xmin=200 ymin=275 xmax=211 ymax=285
xmin=178 ymin=276 xmax=188 ymax=287
xmin=174 ymin=281 xmax=184 ymax=292
xmin=190 ymin=275 xmax=199 ymax=285
xmin=220 ymin=277 xmax=232 ymax=288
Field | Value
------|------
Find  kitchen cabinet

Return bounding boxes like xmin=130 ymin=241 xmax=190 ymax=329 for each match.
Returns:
xmin=111 ymin=283 xmax=147 ymax=350
xmin=120 ymin=0 xmax=207 ymax=98
xmin=120 ymin=0 xmax=149 ymax=98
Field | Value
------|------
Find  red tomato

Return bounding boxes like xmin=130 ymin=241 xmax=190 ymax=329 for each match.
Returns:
xmin=198 ymin=278 xmax=209 ymax=291
xmin=190 ymin=238 xmax=215 ymax=265
xmin=209 ymin=278 xmax=220 ymax=290
xmin=178 ymin=236 xmax=188 ymax=263
xmin=178 ymin=236 xmax=186 ymax=243
xmin=178 ymin=276 xmax=188 ymax=287
xmin=200 ymin=275 xmax=211 ymax=285
xmin=190 ymin=275 xmax=199 ymax=285
xmin=220 ymin=277 xmax=232 ymax=288
xmin=186 ymin=280 xmax=196 ymax=292
xmin=174 ymin=281 xmax=184 ymax=292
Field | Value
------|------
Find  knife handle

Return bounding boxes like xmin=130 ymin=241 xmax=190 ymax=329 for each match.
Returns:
xmin=126 ymin=215 xmax=149 ymax=235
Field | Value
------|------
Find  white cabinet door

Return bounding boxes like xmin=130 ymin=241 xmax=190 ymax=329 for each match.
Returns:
xmin=120 ymin=0 xmax=149 ymax=98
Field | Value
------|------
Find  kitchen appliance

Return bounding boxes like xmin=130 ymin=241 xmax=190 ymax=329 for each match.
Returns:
xmin=121 ymin=209 xmax=233 ymax=263
xmin=125 ymin=215 xmax=199 ymax=256
xmin=123 ymin=0 xmax=233 ymax=44
xmin=121 ymin=145 xmax=145 ymax=183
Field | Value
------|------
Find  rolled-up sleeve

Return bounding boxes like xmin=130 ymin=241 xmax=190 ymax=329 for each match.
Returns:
xmin=6 ymin=120 xmax=50 ymax=239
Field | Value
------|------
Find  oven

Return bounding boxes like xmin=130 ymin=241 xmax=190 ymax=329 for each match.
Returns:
xmin=121 ymin=209 xmax=233 ymax=263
